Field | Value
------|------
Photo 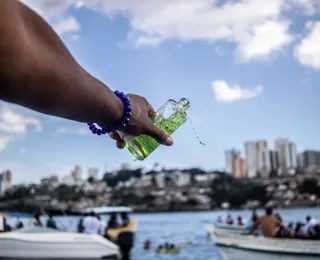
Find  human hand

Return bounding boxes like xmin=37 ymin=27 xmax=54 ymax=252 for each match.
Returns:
xmin=109 ymin=94 xmax=174 ymax=149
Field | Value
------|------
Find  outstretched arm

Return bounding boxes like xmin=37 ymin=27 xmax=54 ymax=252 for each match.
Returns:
xmin=0 ymin=0 xmax=122 ymax=126
xmin=0 ymin=0 xmax=172 ymax=146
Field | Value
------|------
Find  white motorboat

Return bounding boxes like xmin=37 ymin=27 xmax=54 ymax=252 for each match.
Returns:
xmin=206 ymin=223 xmax=252 ymax=234
xmin=0 ymin=226 xmax=121 ymax=259
xmin=205 ymin=224 xmax=320 ymax=260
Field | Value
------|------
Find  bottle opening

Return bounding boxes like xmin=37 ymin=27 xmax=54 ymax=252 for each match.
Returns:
xmin=179 ymin=98 xmax=190 ymax=109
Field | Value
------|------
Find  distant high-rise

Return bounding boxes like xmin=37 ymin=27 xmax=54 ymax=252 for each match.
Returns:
xmin=269 ymin=150 xmax=279 ymax=174
xmin=245 ymin=140 xmax=270 ymax=178
xmin=297 ymin=152 xmax=304 ymax=169
xmin=225 ymin=149 xmax=246 ymax=179
xmin=225 ymin=149 xmax=236 ymax=174
xmin=256 ymin=140 xmax=270 ymax=178
xmin=303 ymin=150 xmax=320 ymax=169
xmin=289 ymin=142 xmax=297 ymax=169
xmin=275 ymin=138 xmax=291 ymax=174
xmin=72 ymin=165 xmax=82 ymax=181
xmin=232 ymin=152 xmax=246 ymax=179
xmin=245 ymin=141 xmax=258 ymax=178
xmin=0 ymin=170 xmax=12 ymax=194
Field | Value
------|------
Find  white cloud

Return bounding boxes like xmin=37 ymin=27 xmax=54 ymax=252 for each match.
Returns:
xmin=77 ymin=0 xmax=295 ymax=60
xmin=0 ymin=136 xmax=14 ymax=153
xmin=53 ymin=16 xmax=81 ymax=36
xmin=294 ymin=21 xmax=320 ymax=70
xmin=55 ymin=127 xmax=90 ymax=135
xmin=20 ymin=0 xmax=81 ymax=37
xmin=212 ymin=80 xmax=263 ymax=102
xmin=0 ymin=105 xmax=42 ymax=152
xmin=0 ymin=105 xmax=42 ymax=136
xmin=236 ymin=20 xmax=293 ymax=61
xmin=20 ymin=148 xmax=28 ymax=154
xmin=19 ymin=0 xmax=320 ymax=61
xmin=70 ymin=34 xmax=80 ymax=41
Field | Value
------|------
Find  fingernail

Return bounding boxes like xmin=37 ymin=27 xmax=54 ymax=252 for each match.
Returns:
xmin=165 ymin=136 xmax=173 ymax=146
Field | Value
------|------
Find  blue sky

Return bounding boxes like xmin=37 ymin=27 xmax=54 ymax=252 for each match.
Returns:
xmin=1 ymin=0 xmax=320 ymax=183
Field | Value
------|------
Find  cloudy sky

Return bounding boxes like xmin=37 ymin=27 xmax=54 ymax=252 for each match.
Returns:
xmin=1 ymin=0 xmax=319 ymax=183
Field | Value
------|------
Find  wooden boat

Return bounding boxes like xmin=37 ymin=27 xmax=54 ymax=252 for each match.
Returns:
xmin=205 ymin=224 xmax=320 ymax=260
xmin=0 ymin=226 xmax=120 ymax=259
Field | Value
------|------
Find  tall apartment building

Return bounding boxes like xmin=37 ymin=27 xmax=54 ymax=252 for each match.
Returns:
xmin=0 ymin=170 xmax=12 ymax=195
xmin=256 ymin=140 xmax=270 ymax=178
xmin=225 ymin=149 xmax=236 ymax=174
xmin=269 ymin=150 xmax=279 ymax=174
xmin=225 ymin=149 xmax=246 ymax=179
xmin=245 ymin=141 xmax=258 ymax=178
xmin=245 ymin=140 xmax=270 ymax=178
xmin=303 ymin=150 xmax=320 ymax=169
xmin=233 ymin=152 xmax=246 ymax=179
xmin=72 ymin=165 xmax=82 ymax=181
xmin=275 ymin=138 xmax=291 ymax=174
xmin=289 ymin=142 xmax=298 ymax=169
xmin=275 ymin=139 xmax=297 ymax=175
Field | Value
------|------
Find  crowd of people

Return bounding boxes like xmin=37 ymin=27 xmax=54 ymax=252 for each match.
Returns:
xmin=77 ymin=212 xmax=133 ymax=260
xmin=0 ymin=212 xmax=58 ymax=232
xmin=217 ymin=208 xmax=320 ymax=239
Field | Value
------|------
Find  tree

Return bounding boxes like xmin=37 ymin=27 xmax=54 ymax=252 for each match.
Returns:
xmin=299 ymin=178 xmax=320 ymax=195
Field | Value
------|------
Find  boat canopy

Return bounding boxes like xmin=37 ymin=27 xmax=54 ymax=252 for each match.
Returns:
xmin=83 ymin=206 xmax=133 ymax=214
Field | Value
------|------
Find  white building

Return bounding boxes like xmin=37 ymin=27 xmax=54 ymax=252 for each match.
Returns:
xmin=275 ymin=139 xmax=297 ymax=175
xmin=245 ymin=141 xmax=258 ymax=178
xmin=171 ymin=171 xmax=191 ymax=187
xmin=72 ymin=165 xmax=82 ymax=181
xmin=256 ymin=140 xmax=270 ymax=178
xmin=289 ymin=142 xmax=298 ymax=170
xmin=154 ymin=172 xmax=166 ymax=188
xmin=275 ymin=138 xmax=291 ymax=175
xmin=297 ymin=152 xmax=304 ymax=169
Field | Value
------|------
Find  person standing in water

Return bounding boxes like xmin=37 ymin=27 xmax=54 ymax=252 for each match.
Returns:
xmin=0 ymin=0 xmax=173 ymax=152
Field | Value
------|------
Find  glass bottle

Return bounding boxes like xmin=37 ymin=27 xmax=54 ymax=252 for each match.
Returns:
xmin=117 ymin=98 xmax=190 ymax=161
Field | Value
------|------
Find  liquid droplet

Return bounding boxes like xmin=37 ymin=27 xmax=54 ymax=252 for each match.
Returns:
xmin=187 ymin=117 xmax=205 ymax=146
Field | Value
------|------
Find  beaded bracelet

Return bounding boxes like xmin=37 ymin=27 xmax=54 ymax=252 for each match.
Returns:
xmin=87 ymin=91 xmax=132 ymax=136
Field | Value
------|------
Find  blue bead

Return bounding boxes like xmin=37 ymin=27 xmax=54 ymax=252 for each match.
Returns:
xmin=89 ymin=125 xmax=95 ymax=131
xmin=114 ymin=90 xmax=119 ymax=95
xmin=124 ymin=107 xmax=131 ymax=113
xmin=124 ymin=112 xmax=131 ymax=119
xmin=124 ymin=100 xmax=130 ymax=106
xmin=97 ymin=129 xmax=102 ymax=135
xmin=92 ymin=128 xmax=98 ymax=134
xmin=87 ymin=123 xmax=93 ymax=126
xmin=102 ymin=128 xmax=107 ymax=134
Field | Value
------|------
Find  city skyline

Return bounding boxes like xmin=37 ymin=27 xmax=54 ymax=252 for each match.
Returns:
xmin=226 ymin=138 xmax=320 ymax=179
xmin=1 ymin=0 xmax=320 ymax=183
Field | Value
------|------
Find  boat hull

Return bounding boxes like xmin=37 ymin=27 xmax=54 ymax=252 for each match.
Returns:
xmin=205 ymin=224 xmax=320 ymax=260
xmin=0 ymin=227 xmax=121 ymax=259
xmin=216 ymin=245 xmax=320 ymax=260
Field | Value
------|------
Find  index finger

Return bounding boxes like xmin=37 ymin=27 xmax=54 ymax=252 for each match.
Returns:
xmin=147 ymin=104 xmax=156 ymax=118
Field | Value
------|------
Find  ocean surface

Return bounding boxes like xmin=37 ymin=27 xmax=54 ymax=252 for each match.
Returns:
xmin=6 ymin=207 xmax=320 ymax=260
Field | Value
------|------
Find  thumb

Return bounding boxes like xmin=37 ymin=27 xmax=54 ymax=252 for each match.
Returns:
xmin=144 ymin=121 xmax=174 ymax=146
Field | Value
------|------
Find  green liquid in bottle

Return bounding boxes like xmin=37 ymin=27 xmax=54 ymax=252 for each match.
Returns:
xmin=121 ymin=98 xmax=190 ymax=161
